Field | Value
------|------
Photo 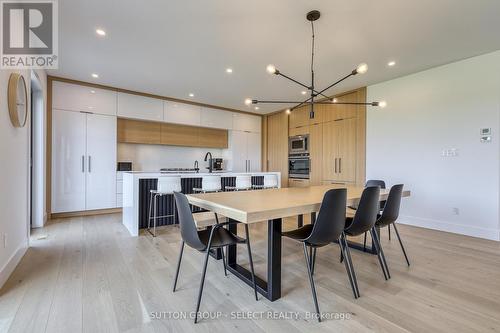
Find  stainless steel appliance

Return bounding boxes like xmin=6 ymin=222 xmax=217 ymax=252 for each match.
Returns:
xmin=288 ymin=154 xmax=310 ymax=179
xmin=211 ymin=158 xmax=224 ymax=171
xmin=289 ymin=135 xmax=309 ymax=155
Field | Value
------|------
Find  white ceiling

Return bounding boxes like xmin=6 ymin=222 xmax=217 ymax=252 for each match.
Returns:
xmin=48 ymin=0 xmax=500 ymax=114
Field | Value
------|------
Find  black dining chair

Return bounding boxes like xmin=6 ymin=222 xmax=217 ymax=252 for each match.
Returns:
xmin=375 ymin=184 xmax=410 ymax=266
xmin=342 ymin=186 xmax=390 ymax=296
xmin=361 ymin=180 xmax=389 ymax=250
xmin=282 ymin=189 xmax=348 ymax=322
xmin=172 ymin=192 xmax=258 ymax=324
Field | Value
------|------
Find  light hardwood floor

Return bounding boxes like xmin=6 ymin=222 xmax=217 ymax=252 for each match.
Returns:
xmin=1 ymin=214 xmax=500 ymax=333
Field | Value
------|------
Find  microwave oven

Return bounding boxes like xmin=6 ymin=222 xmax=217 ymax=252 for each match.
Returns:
xmin=289 ymin=135 xmax=309 ymax=155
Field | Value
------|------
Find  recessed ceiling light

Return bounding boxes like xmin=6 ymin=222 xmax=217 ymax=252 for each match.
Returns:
xmin=286 ymin=109 xmax=291 ymax=114
xmin=226 ymin=68 xmax=233 ymax=73
xmin=254 ymin=106 xmax=259 ymax=110
xmin=96 ymin=29 xmax=106 ymax=36
xmin=387 ymin=61 xmax=396 ymax=67
xmin=331 ymin=98 xmax=338 ymax=103
xmin=91 ymin=73 xmax=99 ymax=78
xmin=90 ymin=90 xmax=95 ymax=94
xmin=189 ymin=93 xmax=194 ymax=97
xmin=301 ymin=91 xmax=307 ymax=95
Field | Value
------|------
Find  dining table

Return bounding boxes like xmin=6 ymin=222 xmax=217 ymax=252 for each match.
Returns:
xmin=186 ymin=184 xmax=411 ymax=301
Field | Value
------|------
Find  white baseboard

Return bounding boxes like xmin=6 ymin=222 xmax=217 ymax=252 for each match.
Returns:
xmin=398 ymin=215 xmax=500 ymax=241
xmin=0 ymin=244 xmax=28 ymax=289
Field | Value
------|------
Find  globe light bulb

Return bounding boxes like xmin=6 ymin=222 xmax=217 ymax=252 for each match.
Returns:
xmin=244 ymin=98 xmax=252 ymax=106
xmin=356 ymin=63 xmax=368 ymax=74
xmin=378 ymin=100 xmax=387 ymax=108
xmin=266 ymin=64 xmax=277 ymax=74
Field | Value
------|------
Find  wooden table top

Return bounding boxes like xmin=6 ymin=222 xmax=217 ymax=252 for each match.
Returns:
xmin=187 ymin=184 xmax=411 ymax=224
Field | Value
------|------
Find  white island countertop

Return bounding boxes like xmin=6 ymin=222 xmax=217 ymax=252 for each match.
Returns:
xmin=122 ymin=171 xmax=281 ymax=236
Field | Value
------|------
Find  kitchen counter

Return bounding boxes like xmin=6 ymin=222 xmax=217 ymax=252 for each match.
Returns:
xmin=122 ymin=171 xmax=281 ymax=236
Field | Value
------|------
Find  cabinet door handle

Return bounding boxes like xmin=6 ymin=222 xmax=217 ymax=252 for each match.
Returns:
xmin=81 ymin=155 xmax=85 ymax=173
xmin=88 ymin=156 xmax=92 ymax=173
xmin=339 ymin=158 xmax=341 ymax=174
xmin=334 ymin=158 xmax=337 ymax=173
xmin=248 ymin=160 xmax=251 ymax=171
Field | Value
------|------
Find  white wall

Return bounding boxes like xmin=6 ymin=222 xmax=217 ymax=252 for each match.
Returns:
xmin=0 ymin=69 xmax=47 ymax=288
xmin=117 ymin=143 xmax=224 ymax=172
xmin=367 ymin=51 xmax=500 ymax=241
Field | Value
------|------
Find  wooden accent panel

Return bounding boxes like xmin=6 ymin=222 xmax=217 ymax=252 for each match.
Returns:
xmin=309 ymin=123 xmax=323 ymax=185
xmin=289 ymin=126 xmax=309 ymax=137
xmin=288 ymin=178 xmax=310 ymax=188
xmin=51 ymin=208 xmax=122 ymax=219
xmin=160 ymin=123 xmax=199 ymax=147
xmin=117 ymin=118 xmax=161 ymax=144
xmin=289 ymin=107 xmax=310 ymax=129
xmin=337 ymin=118 xmax=357 ymax=183
xmin=266 ymin=111 xmax=289 ymax=187
xmin=197 ymin=127 xmax=228 ymax=148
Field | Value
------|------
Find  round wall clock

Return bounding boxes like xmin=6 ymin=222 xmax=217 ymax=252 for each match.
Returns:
xmin=8 ymin=73 xmax=28 ymax=128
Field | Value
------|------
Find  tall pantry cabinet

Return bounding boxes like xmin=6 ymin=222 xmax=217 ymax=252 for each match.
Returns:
xmin=51 ymin=81 xmax=117 ymax=213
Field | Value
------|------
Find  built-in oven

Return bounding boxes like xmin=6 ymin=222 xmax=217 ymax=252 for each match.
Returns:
xmin=289 ymin=135 xmax=309 ymax=155
xmin=289 ymin=155 xmax=310 ymax=179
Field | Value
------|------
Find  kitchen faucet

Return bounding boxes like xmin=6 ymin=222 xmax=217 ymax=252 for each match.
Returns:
xmin=204 ymin=152 xmax=213 ymax=173
xmin=194 ymin=160 xmax=199 ymax=173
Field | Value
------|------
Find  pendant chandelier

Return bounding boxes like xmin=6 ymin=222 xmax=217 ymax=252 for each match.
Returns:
xmin=245 ymin=10 xmax=386 ymax=118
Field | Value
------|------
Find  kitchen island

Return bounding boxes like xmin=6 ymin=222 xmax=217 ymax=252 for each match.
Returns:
xmin=122 ymin=171 xmax=281 ymax=236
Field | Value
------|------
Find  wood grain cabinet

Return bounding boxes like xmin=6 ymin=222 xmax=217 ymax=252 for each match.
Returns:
xmin=117 ymin=118 xmax=161 ymax=144
xmin=309 ymin=123 xmax=323 ymax=185
xmin=266 ymin=111 xmax=289 ymax=187
xmin=289 ymin=178 xmax=310 ymax=188
xmin=118 ymin=118 xmax=228 ymax=148
xmin=322 ymin=118 xmax=357 ymax=183
xmin=288 ymin=107 xmax=310 ymax=129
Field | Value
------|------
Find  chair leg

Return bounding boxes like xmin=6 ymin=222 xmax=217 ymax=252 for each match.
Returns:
xmin=392 ymin=223 xmax=410 ymax=266
xmin=311 ymin=248 xmax=317 ymax=276
xmin=172 ymin=241 xmax=184 ymax=292
xmin=388 ymin=224 xmax=391 ymax=240
xmin=338 ymin=240 xmax=358 ymax=298
xmin=194 ymin=230 xmax=216 ymax=324
xmin=220 ymin=246 xmax=228 ymax=277
xmin=302 ymin=243 xmax=321 ymax=322
xmin=370 ymin=228 xmax=390 ymax=280
xmin=363 ymin=232 xmax=367 ymax=252
xmin=147 ymin=192 xmax=153 ymax=231
xmin=244 ymin=224 xmax=258 ymax=301
xmin=340 ymin=248 xmax=344 ymax=263
xmin=153 ymin=194 xmax=158 ymax=237
xmin=341 ymin=234 xmax=360 ymax=298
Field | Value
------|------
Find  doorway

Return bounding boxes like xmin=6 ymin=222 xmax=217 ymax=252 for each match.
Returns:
xmin=30 ymin=71 xmax=45 ymax=229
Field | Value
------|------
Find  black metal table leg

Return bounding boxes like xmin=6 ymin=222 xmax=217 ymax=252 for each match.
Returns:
xmin=226 ymin=218 xmax=282 ymax=301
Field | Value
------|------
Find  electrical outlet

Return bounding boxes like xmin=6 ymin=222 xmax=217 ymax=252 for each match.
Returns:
xmin=452 ymin=207 xmax=460 ymax=215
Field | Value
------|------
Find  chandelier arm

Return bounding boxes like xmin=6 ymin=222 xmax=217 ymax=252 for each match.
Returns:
xmin=252 ymin=100 xmax=308 ymax=104
xmin=290 ymin=96 xmax=314 ymax=111
xmin=316 ymin=72 xmax=354 ymax=97
xmin=313 ymin=101 xmax=379 ymax=106
xmin=275 ymin=71 xmax=330 ymax=99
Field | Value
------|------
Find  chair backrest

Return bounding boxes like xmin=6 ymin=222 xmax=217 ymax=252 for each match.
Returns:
xmin=366 ymin=179 xmax=386 ymax=210
xmin=305 ymin=189 xmax=347 ymax=246
xmin=173 ymin=192 xmax=206 ymax=251
xmin=202 ymin=175 xmax=222 ymax=192
xmin=345 ymin=186 xmax=381 ymax=236
xmin=235 ymin=175 xmax=252 ymax=189
xmin=264 ymin=174 xmax=278 ymax=188
xmin=366 ymin=179 xmax=386 ymax=189
xmin=376 ymin=184 xmax=403 ymax=227
xmin=157 ymin=176 xmax=182 ymax=193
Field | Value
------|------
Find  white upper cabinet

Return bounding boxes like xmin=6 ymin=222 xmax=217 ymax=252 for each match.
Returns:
xmin=201 ymin=107 xmax=233 ymax=129
xmin=232 ymin=113 xmax=261 ymax=133
xmin=52 ymin=81 xmax=117 ymax=116
xmin=163 ymin=101 xmax=201 ymax=126
xmin=117 ymin=92 xmax=163 ymax=121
